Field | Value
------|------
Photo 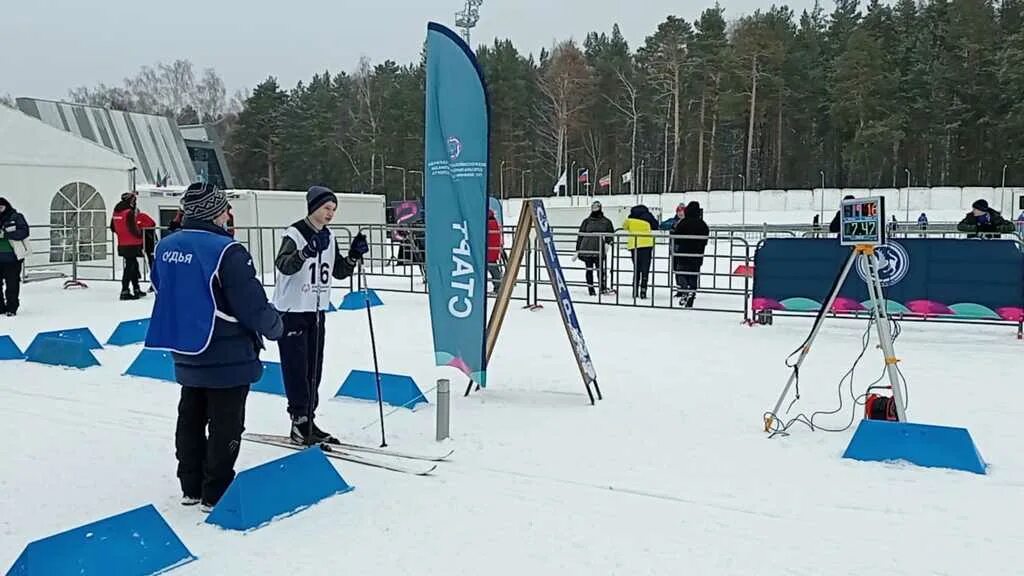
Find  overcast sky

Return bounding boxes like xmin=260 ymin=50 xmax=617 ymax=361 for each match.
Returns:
xmin=2 ymin=0 xmax=822 ymax=100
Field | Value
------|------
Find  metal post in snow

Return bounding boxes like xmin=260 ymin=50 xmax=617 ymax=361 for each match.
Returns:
xmin=436 ymin=379 xmax=450 ymax=441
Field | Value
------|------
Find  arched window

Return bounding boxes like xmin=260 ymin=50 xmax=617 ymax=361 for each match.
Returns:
xmin=50 ymin=182 xmax=107 ymax=263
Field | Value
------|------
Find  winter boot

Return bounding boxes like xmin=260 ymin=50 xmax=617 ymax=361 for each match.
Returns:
xmin=181 ymin=495 xmax=201 ymax=507
xmin=119 ymin=290 xmax=137 ymax=301
xmin=133 ymin=285 xmax=147 ymax=299
xmin=290 ymin=416 xmax=339 ymax=445
xmin=200 ymin=502 xmax=214 ymax=514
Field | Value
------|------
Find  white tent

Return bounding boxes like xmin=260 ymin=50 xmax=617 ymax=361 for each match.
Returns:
xmin=0 ymin=105 xmax=135 ymax=268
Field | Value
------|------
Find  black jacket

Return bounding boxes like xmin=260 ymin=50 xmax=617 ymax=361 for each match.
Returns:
xmin=575 ymin=212 xmax=615 ymax=256
xmin=957 ymin=209 xmax=1015 ymax=238
xmin=0 ymin=198 xmax=30 ymax=264
xmin=169 ymin=219 xmax=284 ymax=388
xmin=671 ymin=215 xmax=710 ymax=269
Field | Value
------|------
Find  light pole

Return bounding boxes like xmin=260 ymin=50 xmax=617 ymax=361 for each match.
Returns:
xmin=409 ymin=169 xmax=424 ymax=199
xmin=385 ymin=165 xmax=407 ymax=201
xmin=499 ymin=160 xmax=506 ymax=199
xmin=521 ymin=169 xmax=531 ymax=198
xmin=1002 ymin=164 xmax=1008 ymax=211
xmin=904 ymin=168 xmax=911 ymax=221
xmin=819 ymin=170 xmax=825 ymax=223
xmin=738 ymin=174 xmax=746 ymax=227
xmin=569 ymin=160 xmax=576 ymax=198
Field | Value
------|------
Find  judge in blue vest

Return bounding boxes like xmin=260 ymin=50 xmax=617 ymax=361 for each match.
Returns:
xmin=147 ymin=182 xmax=283 ymax=511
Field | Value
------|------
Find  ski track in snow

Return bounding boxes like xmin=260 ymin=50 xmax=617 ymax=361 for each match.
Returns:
xmin=1 ymin=280 xmax=1022 ymax=575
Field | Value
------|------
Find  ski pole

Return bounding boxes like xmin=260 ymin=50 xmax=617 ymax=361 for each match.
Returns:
xmin=359 ymin=259 xmax=388 ymax=447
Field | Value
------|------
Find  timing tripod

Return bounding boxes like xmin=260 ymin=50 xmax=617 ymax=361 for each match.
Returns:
xmin=765 ymin=244 xmax=908 ymax=432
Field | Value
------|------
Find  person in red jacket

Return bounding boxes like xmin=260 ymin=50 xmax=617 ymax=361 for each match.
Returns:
xmin=110 ymin=192 xmax=156 ymax=300
xmin=486 ymin=209 xmax=504 ymax=294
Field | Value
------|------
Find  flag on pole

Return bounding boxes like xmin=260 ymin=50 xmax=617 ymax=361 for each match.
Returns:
xmin=424 ymin=22 xmax=489 ymax=385
xmin=577 ymin=169 xmax=589 ymax=184
xmin=553 ymin=170 xmax=567 ymax=195
xmin=622 ymin=170 xmax=633 ymax=184
xmin=599 ymin=173 xmax=612 ymax=188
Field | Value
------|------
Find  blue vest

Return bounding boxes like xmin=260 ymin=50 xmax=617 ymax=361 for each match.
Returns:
xmin=146 ymin=230 xmax=238 ymax=354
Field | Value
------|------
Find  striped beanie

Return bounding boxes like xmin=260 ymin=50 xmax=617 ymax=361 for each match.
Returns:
xmin=182 ymin=182 xmax=228 ymax=222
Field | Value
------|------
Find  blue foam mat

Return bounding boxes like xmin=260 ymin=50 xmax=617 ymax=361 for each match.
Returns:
xmin=843 ymin=419 xmax=987 ymax=475
xmin=0 ymin=335 xmax=24 ymax=360
xmin=335 ymin=370 xmax=428 ymax=409
xmin=106 ymin=319 xmax=151 ymax=346
xmin=6 ymin=504 xmax=195 ymax=575
xmin=206 ymin=447 xmax=352 ymax=531
xmin=24 ymin=335 xmax=100 ymax=369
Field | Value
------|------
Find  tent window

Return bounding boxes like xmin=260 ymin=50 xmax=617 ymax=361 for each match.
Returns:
xmin=49 ymin=182 xmax=108 ymax=263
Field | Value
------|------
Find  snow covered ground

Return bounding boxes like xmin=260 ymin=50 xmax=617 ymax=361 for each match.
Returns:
xmin=2 ymin=279 xmax=1023 ymax=575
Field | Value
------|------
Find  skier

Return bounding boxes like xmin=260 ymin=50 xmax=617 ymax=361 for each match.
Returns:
xmin=623 ymin=205 xmax=659 ymax=299
xmin=575 ymin=201 xmax=615 ymax=296
xmin=957 ymin=199 xmax=1015 ymax=239
xmin=0 ymin=197 xmax=30 ymax=317
xmin=146 ymin=182 xmax=283 ymax=511
xmin=272 ymin=186 xmax=369 ymax=445
xmin=671 ymin=201 xmax=710 ymax=308
xmin=110 ymin=192 xmax=156 ymax=300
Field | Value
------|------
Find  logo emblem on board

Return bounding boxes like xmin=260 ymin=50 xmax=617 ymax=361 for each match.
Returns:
xmin=857 ymin=241 xmax=909 ymax=287
xmin=447 ymin=136 xmax=462 ymax=161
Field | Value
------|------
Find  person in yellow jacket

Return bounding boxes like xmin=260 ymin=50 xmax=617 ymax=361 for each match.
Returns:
xmin=623 ymin=205 xmax=659 ymax=299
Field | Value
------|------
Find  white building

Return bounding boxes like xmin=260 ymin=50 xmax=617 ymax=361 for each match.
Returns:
xmin=0 ymin=104 xmax=135 ymax=269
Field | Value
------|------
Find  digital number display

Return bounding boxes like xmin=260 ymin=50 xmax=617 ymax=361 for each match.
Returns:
xmin=839 ymin=196 xmax=886 ymax=246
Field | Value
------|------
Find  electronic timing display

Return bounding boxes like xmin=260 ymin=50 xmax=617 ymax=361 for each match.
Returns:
xmin=839 ymin=196 xmax=886 ymax=246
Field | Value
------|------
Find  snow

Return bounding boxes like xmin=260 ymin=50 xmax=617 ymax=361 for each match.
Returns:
xmin=2 ymin=279 xmax=1023 ymax=575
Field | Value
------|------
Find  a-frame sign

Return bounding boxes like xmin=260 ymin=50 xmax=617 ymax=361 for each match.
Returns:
xmin=467 ymin=199 xmax=602 ymax=404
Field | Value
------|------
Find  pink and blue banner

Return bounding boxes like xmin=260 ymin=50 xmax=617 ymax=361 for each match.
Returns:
xmin=753 ymin=238 xmax=1024 ymax=322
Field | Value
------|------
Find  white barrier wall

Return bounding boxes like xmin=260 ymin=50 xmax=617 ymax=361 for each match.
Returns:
xmin=503 ymin=186 xmax=1024 ymax=226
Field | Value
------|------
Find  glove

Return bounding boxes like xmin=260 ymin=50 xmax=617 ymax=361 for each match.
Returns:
xmin=348 ymin=233 xmax=369 ymax=261
xmin=301 ymin=229 xmax=332 ymax=259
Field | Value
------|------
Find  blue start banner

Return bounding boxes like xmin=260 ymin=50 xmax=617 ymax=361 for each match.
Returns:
xmin=753 ymin=238 xmax=1024 ymax=322
xmin=530 ymin=200 xmax=599 ymax=389
xmin=424 ymin=23 xmax=490 ymax=384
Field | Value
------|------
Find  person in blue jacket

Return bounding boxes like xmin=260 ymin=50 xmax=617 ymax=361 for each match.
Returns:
xmin=146 ymin=182 xmax=283 ymax=511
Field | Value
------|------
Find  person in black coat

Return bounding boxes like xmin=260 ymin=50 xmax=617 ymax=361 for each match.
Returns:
xmin=575 ymin=201 xmax=615 ymax=295
xmin=671 ymin=201 xmax=710 ymax=308
xmin=149 ymin=182 xmax=283 ymax=511
xmin=957 ymin=199 xmax=1015 ymax=239
xmin=829 ymin=195 xmax=856 ymax=234
xmin=0 ymin=197 xmax=30 ymax=316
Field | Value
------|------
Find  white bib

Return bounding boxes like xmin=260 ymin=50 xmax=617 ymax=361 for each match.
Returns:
xmin=273 ymin=226 xmax=334 ymax=312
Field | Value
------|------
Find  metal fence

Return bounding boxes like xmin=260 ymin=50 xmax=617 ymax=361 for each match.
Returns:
xmin=16 ymin=219 xmax=1023 ymax=335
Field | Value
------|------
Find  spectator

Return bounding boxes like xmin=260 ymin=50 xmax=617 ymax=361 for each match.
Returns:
xmin=1017 ymin=211 xmax=1024 ymax=235
xmin=0 ymin=197 xmax=30 ymax=317
xmin=812 ymin=214 xmax=821 ymax=230
xmin=486 ymin=209 xmax=504 ymax=293
xmin=623 ymin=204 xmax=659 ymax=299
xmin=671 ymin=201 xmax=710 ymax=308
xmin=575 ymin=201 xmax=615 ymax=296
xmin=110 ymin=192 xmax=156 ymax=300
xmin=889 ymin=215 xmax=899 ymax=234
xmin=917 ymin=212 xmax=928 ymax=230
xmin=660 ymin=203 xmax=686 ymax=231
xmin=829 ymin=195 xmax=856 ymax=234
xmin=957 ymin=199 xmax=1015 ymax=239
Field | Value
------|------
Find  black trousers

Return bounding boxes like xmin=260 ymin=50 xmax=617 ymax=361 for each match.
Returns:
xmin=175 ymin=384 xmax=249 ymax=505
xmin=674 ymin=260 xmax=701 ymax=294
xmin=630 ymin=247 xmax=653 ymax=296
xmin=0 ymin=259 xmax=22 ymax=313
xmin=580 ymin=254 xmax=607 ymax=292
xmin=278 ymin=311 xmax=326 ymax=419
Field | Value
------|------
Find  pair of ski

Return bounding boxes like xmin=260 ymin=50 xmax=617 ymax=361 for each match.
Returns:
xmin=242 ymin=433 xmax=452 ymax=476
